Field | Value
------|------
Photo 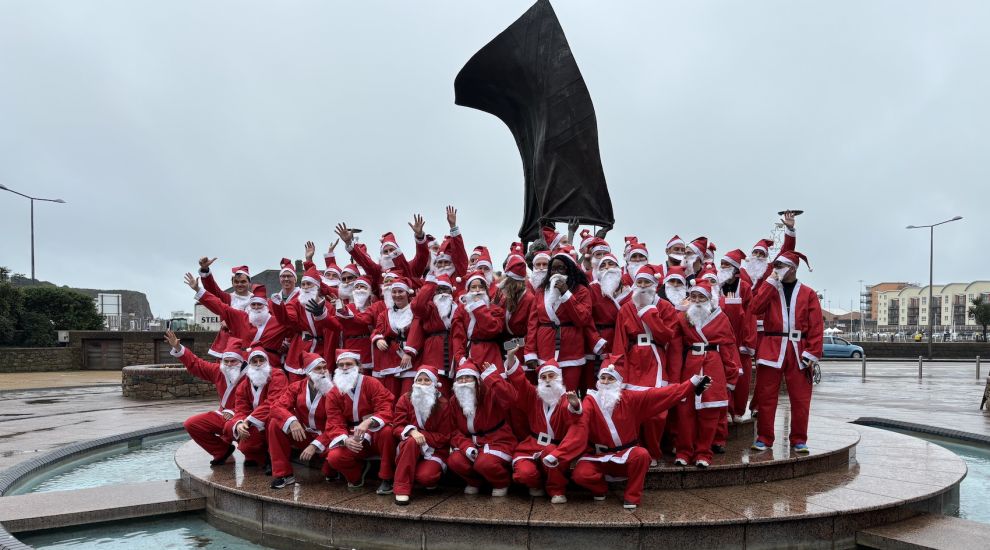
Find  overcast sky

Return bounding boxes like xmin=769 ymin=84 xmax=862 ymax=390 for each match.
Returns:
xmin=1 ymin=0 xmax=987 ymax=318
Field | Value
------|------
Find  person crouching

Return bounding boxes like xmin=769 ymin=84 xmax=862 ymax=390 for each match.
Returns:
xmin=392 ymin=365 xmax=452 ymax=505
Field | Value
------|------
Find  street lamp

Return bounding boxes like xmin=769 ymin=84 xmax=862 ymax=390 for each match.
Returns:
xmin=0 ymin=184 xmax=67 ymax=281
xmin=906 ymin=216 xmax=963 ymax=358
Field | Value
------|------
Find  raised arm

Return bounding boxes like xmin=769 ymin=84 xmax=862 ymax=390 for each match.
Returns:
xmin=198 ymin=257 xmax=233 ymax=305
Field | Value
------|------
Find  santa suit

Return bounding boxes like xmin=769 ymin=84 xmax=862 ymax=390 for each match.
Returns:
xmin=171 ymin=345 xmax=244 ymax=461
xmin=271 ymin=298 xmax=339 ymax=381
xmin=407 ymin=283 xmax=455 ymax=377
xmin=451 ymin=297 xmax=506 ymax=369
xmin=195 ymin=288 xmax=293 ymax=368
xmin=371 ymin=304 xmax=417 ymax=399
xmin=581 ymin=283 xmax=629 ymax=391
xmin=720 ymin=277 xmax=757 ymax=417
xmin=346 ymin=240 xmax=428 ymax=294
xmin=199 ymin=269 xmax=252 ymax=358
xmin=391 ymin=393 xmax=452 ymax=497
xmin=447 ymin=366 xmax=518 ymax=489
xmin=749 ymin=277 xmax=823 ymax=447
xmin=613 ymin=297 xmax=682 ymax=460
xmin=498 ymin=289 xmax=535 ymax=376
xmin=267 ymin=379 xmax=332 ymax=478
xmin=505 ymin=365 xmax=585 ymax=497
xmin=674 ymin=309 xmax=741 ymax=464
xmin=524 ymin=284 xmax=594 ymax=391
xmin=323 ymin=374 xmax=396 ymax=484
xmin=330 ymin=302 xmax=377 ymax=372
xmin=570 ymin=380 xmax=697 ymax=505
xmin=224 ymin=369 xmax=288 ymax=463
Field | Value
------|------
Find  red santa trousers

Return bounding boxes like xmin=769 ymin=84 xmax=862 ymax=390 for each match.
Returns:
xmin=571 ymin=446 xmax=651 ymax=505
xmin=675 ymin=402 xmax=721 ymax=464
xmin=393 ymin=438 xmax=444 ymax=497
xmin=326 ymin=431 xmax=397 ymax=483
xmin=713 ymin=409 xmax=728 ymax=448
xmin=184 ymin=411 xmax=231 ymax=461
xmin=639 ymin=412 xmax=668 ymax=461
xmin=512 ymin=457 xmax=571 ymax=497
xmin=732 ymin=356 xmax=753 ymax=417
xmin=222 ymin=419 xmax=267 ymax=464
xmin=754 ymin=354 xmax=812 ymax=447
xmin=378 ymin=376 xmax=413 ymax=405
xmin=561 ymin=365 xmax=582 ymax=393
xmin=447 ymin=449 xmax=511 ymax=489
xmin=580 ymin=360 xmax=601 ymax=395
xmin=267 ymin=426 xmax=318 ymax=478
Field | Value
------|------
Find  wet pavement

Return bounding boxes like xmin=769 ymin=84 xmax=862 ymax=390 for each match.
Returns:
xmin=0 ymin=371 xmax=122 ymax=391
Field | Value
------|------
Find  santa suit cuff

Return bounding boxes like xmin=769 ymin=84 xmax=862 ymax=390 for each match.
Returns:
xmin=465 ymin=446 xmax=478 ymax=461
xmin=480 ymin=365 xmax=499 ymax=381
xmin=329 ymin=434 xmax=349 ymax=448
xmin=336 ymin=307 xmax=354 ymax=319
xmin=324 ymin=252 xmax=336 ymax=261
xmin=801 ymin=351 xmax=819 ymax=365
xmin=690 ymin=374 xmax=704 ymax=386
xmin=194 ymin=287 xmax=207 ymax=301
xmin=246 ymin=415 xmax=265 ymax=431
xmin=784 ymin=226 xmax=796 ymax=237
xmin=368 ymin=417 xmax=385 ymax=432
xmin=170 ymin=345 xmax=186 ymax=358
xmin=726 ymin=384 xmax=736 ymax=391
xmin=403 ymin=346 xmax=418 ymax=356
xmin=232 ymin=421 xmax=244 ymax=440
xmin=310 ymin=440 xmax=326 ymax=453
xmin=282 ymin=417 xmax=299 ymax=433
xmin=464 ymin=300 xmax=485 ymax=313
xmin=542 ymin=454 xmax=559 ymax=468
xmin=504 ymin=355 xmax=520 ymax=376
xmin=401 ymin=425 xmax=417 ymax=440
xmin=637 ymin=304 xmax=657 ymax=317
xmin=593 ymin=338 xmax=607 ymax=355
xmin=523 ymin=353 xmax=538 ymax=363
xmin=739 ymin=346 xmax=755 ymax=356
xmin=559 ymin=290 xmax=573 ymax=302
xmin=449 ymin=225 xmax=461 ymax=237
xmin=372 ymin=334 xmax=385 ymax=343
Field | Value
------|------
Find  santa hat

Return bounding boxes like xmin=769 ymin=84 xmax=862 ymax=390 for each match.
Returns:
xmin=454 ymin=359 xmax=481 ymax=379
xmin=249 ymin=284 xmax=268 ymax=306
xmin=390 ymin=276 xmax=412 ymax=293
xmin=435 ymin=237 xmax=456 ymax=263
xmin=532 ymin=249 xmax=551 ymax=264
xmin=503 ymin=256 xmax=527 ymax=281
xmin=342 ymin=263 xmax=361 ymax=278
xmin=416 ymin=364 xmax=441 ymax=388
xmin=666 ymin=235 xmax=685 ymax=250
xmin=231 ymin=265 xmax=251 ymax=278
xmin=507 ymin=242 xmax=526 ymax=264
xmin=382 ymin=269 xmax=401 ymax=282
xmin=354 ymin=276 xmax=372 ymax=289
xmin=552 ymin=246 xmax=578 ymax=266
xmin=301 ymin=266 xmax=322 ymax=286
xmin=538 ymin=359 xmax=562 ymax=379
xmin=380 ymin=232 xmax=400 ymax=254
xmin=247 ymin=347 xmax=272 ymax=364
xmin=221 ymin=338 xmax=247 ymax=363
xmin=664 ymin=266 xmax=687 ymax=285
xmin=688 ymin=280 xmax=714 ymax=299
xmin=699 ymin=265 xmax=718 ymax=283
xmin=578 ymin=228 xmax=594 ymax=252
xmin=722 ymin=249 xmax=747 ymax=269
xmin=751 ymin=239 xmax=774 ymax=256
xmin=687 ymin=237 xmax=709 ymax=260
xmin=323 ymin=254 xmax=341 ymax=276
xmin=279 ymin=258 xmax=296 ymax=278
xmin=627 ymin=240 xmax=649 ymax=259
xmin=598 ymin=356 xmax=626 ymax=384
xmin=335 ymin=348 xmax=362 ymax=365
xmin=542 ymin=227 xmax=564 ymax=250
xmin=425 ymin=234 xmax=438 ymax=247
xmin=300 ymin=351 xmax=327 ymax=374
xmin=473 ymin=247 xmax=493 ymax=270
xmin=706 ymin=241 xmax=717 ymax=261
xmin=634 ymin=264 xmax=659 ymax=285
xmin=775 ymin=250 xmax=813 ymax=272
xmin=598 ymin=252 xmax=620 ymax=267
xmin=465 ymin=270 xmax=489 ymax=289
xmin=435 ymin=274 xmax=454 ymax=290
xmin=585 ymin=237 xmax=611 ymax=258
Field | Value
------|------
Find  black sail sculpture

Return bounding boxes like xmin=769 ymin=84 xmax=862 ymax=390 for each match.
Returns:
xmin=454 ymin=0 xmax=614 ymax=243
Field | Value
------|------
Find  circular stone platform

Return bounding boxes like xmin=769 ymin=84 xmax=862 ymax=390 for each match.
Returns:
xmin=122 ymin=364 xmax=216 ymax=400
xmin=176 ymin=417 xmax=965 ymax=550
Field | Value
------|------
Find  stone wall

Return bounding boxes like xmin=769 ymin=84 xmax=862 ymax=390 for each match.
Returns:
xmin=857 ymin=342 xmax=990 ymax=359
xmin=121 ymin=365 xmax=217 ymax=400
xmin=0 ymin=347 xmax=81 ymax=373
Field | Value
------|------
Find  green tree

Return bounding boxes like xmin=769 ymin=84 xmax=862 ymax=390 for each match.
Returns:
xmin=21 ymin=287 xmax=104 ymax=331
xmin=0 ymin=269 xmax=22 ymax=344
xmin=970 ymin=296 xmax=990 ymax=342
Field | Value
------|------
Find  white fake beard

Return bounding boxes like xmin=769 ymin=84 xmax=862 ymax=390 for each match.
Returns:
xmin=380 ymin=250 xmax=399 ymax=270
xmin=248 ymin=308 xmax=271 ymax=328
xmin=389 ymin=304 xmax=413 ymax=332
xmin=665 ymin=284 xmax=687 ymax=305
xmin=453 ymin=381 xmax=477 ymax=418
xmin=483 ymin=271 xmax=494 ymax=285
xmin=632 ymin=286 xmax=657 ymax=307
xmin=529 ymin=269 xmax=547 ymax=288
xmin=667 ymin=253 xmax=684 ymax=266
xmin=308 ymin=371 xmax=333 ymax=395
xmin=599 ymin=268 xmax=622 ymax=296
xmin=352 ymin=289 xmax=371 ymax=309
xmin=595 ymin=381 xmax=622 ymax=415
xmin=744 ymin=257 xmax=768 ymax=279
xmin=537 ymin=378 xmax=566 ymax=407
xmin=298 ymin=287 xmax=319 ymax=306
xmin=717 ymin=267 xmax=735 ymax=285
xmin=683 ymin=260 xmax=698 ymax=277
xmin=433 ymin=293 xmax=454 ymax=320
xmin=626 ymin=260 xmax=646 ymax=277
xmin=220 ymin=364 xmax=242 ymax=386
xmin=339 ymin=282 xmax=354 ymax=299
xmin=590 ymin=256 xmax=603 ymax=273
xmin=411 ymin=384 xmax=438 ymax=422
xmin=333 ymin=367 xmax=359 ymax=394
xmin=467 ymin=290 xmax=490 ymax=306
xmin=323 ymin=277 xmax=340 ymax=288
xmin=544 ymin=274 xmax=566 ymax=312
xmin=246 ymin=363 xmax=271 ymax=387
xmin=687 ymin=301 xmax=712 ymax=328
xmin=434 ymin=265 xmax=455 ymax=277
xmin=382 ymin=286 xmax=395 ymax=309
xmin=774 ymin=267 xmax=790 ymax=280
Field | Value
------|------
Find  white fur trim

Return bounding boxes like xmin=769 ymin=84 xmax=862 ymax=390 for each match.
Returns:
xmin=195 ymin=287 xmax=207 ymax=301
xmin=310 ymin=440 xmax=326 ymax=453
xmin=282 ymin=417 xmax=299 ymax=433
xmin=480 ymin=365 xmax=498 ymax=380
xmin=368 ymin=416 xmax=385 ymax=432
xmin=170 ymin=345 xmax=185 ymax=358
xmin=246 ymin=415 xmax=265 ymax=431
xmin=329 ymin=434 xmax=349 ymax=448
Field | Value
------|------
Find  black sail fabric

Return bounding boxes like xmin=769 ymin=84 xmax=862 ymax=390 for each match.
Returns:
xmin=454 ymin=0 xmax=614 ymax=243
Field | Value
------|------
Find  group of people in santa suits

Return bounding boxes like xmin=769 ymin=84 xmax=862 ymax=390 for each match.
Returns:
xmin=169 ymin=207 xmax=822 ymax=509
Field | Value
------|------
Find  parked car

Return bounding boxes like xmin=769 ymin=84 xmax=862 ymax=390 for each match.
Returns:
xmin=823 ymin=336 xmax=865 ymax=358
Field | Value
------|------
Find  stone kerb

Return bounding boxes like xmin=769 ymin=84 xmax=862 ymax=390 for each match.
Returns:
xmin=121 ymin=364 xmax=215 ymax=400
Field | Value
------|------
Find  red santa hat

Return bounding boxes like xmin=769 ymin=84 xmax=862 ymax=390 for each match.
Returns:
xmin=454 ymin=359 xmax=481 ymax=379
xmin=464 ymin=270 xmax=489 ymax=289
xmin=301 ymin=265 xmax=322 ymax=286
xmin=552 ymin=245 xmax=578 ymax=266
xmin=706 ymin=241 xmax=717 ymax=261
xmin=354 ymin=276 xmax=372 ymax=289
xmin=390 ymin=276 xmax=412 ymax=293
xmin=435 ymin=237 xmax=456 ymax=263
xmin=247 ymin=347 xmax=272 ymax=364
xmin=221 ymin=338 xmax=247 ymax=363
xmin=542 ymin=227 xmax=564 ymax=250
xmin=279 ymin=258 xmax=296 ymax=278
xmin=231 ymin=265 xmax=251 ymax=278
xmin=435 ymin=274 xmax=454 ymax=290
xmin=634 ymin=264 xmax=659 ymax=286
xmin=538 ymin=359 xmax=562 ymax=379
xmin=425 ymin=234 xmax=438 ymax=247
xmin=342 ymin=263 xmax=361 ymax=278
xmin=688 ymin=280 xmax=714 ymax=299
xmin=666 ymin=235 xmax=685 ymax=250
xmin=335 ymin=348 xmax=362 ymax=365
xmin=598 ymin=356 xmax=626 ymax=384
xmin=775 ymin=250 xmax=813 ymax=272
xmin=380 ymin=232 xmax=400 ymax=254
xmin=473 ymin=247 xmax=493 ymax=270
xmin=507 ymin=242 xmax=526 ymax=264
xmin=416 ymin=364 xmax=442 ymax=388
xmin=663 ymin=266 xmax=687 ymax=285
xmin=627 ymin=240 xmax=649 ymax=259
xmin=503 ymin=256 xmax=527 ymax=281
xmin=300 ymin=351 xmax=327 ymax=374
xmin=687 ymin=237 xmax=709 ymax=260
xmin=751 ymin=239 xmax=774 ymax=256
xmin=323 ymin=254 xmax=341 ymax=276
xmin=598 ymin=252 xmax=620 ymax=267
xmin=532 ymin=249 xmax=551 ymax=264
xmin=699 ymin=265 xmax=718 ymax=284
xmin=722 ymin=249 xmax=747 ymax=269
xmin=382 ymin=269 xmax=401 ymax=283
xmin=578 ymin=228 xmax=594 ymax=252
xmin=249 ymin=284 xmax=268 ymax=306
xmin=585 ymin=237 xmax=611 ymax=258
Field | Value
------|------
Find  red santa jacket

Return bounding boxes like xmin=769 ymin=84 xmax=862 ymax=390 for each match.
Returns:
xmin=346 ymin=240 xmax=428 ymax=295
xmin=496 ymin=289 xmax=535 ymax=371
xmin=720 ymin=276 xmax=757 ymax=357
xmin=447 ymin=366 xmax=518 ymax=460
xmin=172 ymin=345 xmax=243 ymax=413
xmin=613 ymin=298 xmax=681 ymax=391
xmin=392 ymin=392 xmax=453 ymax=467
xmin=677 ymin=309 xmax=741 ymax=410
xmin=195 ymin=288 xmax=294 ymax=368
xmin=199 ymin=269 xmax=252 ymax=357
xmin=371 ymin=304 xmax=417 ymax=378
xmin=586 ymin=282 xmax=632 ymax=358
xmin=505 ymin=363 xmax=585 ymax=465
xmin=270 ymin=298 xmax=339 ymax=379
xmin=322 ymin=374 xmax=395 ymax=448
xmin=749 ymin=278 xmax=824 ymax=368
xmin=229 ymin=369 xmax=288 ymax=438
xmin=269 ymin=379 xmax=332 ymax=451
xmin=451 ymin=297 xmax=505 ymax=369
xmin=327 ymin=303 xmax=376 ymax=370
xmin=524 ymin=284 xmax=594 ymax=368
xmin=407 ymin=283 xmax=455 ymax=375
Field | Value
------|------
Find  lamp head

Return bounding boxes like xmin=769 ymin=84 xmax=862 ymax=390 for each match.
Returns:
xmin=54 ymin=199 xmax=66 ymax=204
xmin=905 ymin=225 xmax=916 ymax=229
xmin=951 ymin=216 xmax=962 ymax=221
xmin=0 ymin=184 xmax=7 ymax=191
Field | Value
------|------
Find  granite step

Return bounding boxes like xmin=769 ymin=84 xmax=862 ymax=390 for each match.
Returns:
xmin=857 ymin=513 xmax=990 ymax=550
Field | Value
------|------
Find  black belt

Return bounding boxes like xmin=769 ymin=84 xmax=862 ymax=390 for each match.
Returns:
xmin=470 ymin=337 xmax=501 ymax=344
xmin=530 ymin=431 xmax=562 ymax=445
xmin=344 ymin=333 xmax=370 ymax=340
xmin=764 ymin=330 xmax=804 ymax=340
xmin=302 ymin=333 xmax=323 ymax=342
xmin=426 ymin=331 xmax=452 ymax=370
xmin=539 ymin=322 xmax=575 ymax=328
xmin=689 ymin=343 xmax=719 ymax=352
xmin=629 ymin=335 xmax=656 ymax=346
xmin=593 ymin=439 xmax=639 ymax=454
xmin=595 ymin=324 xmax=614 ymax=331
xmin=540 ymin=322 xmax=573 ymax=352
xmin=468 ymin=419 xmax=505 ymax=437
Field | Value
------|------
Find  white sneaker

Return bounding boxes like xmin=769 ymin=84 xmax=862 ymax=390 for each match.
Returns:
xmin=550 ymin=495 xmax=567 ymax=504
xmin=491 ymin=487 xmax=508 ymax=497
xmin=623 ymin=501 xmax=638 ymax=510
xmin=696 ymin=460 xmax=710 ymax=469
xmin=464 ymin=485 xmax=480 ymax=495
xmin=649 ymin=459 xmax=659 ymax=468
xmin=394 ymin=495 xmax=410 ymax=505
xmin=593 ymin=494 xmax=606 ymax=501
xmin=528 ymin=487 xmax=546 ymax=497
xmin=673 ymin=458 xmax=688 ymax=466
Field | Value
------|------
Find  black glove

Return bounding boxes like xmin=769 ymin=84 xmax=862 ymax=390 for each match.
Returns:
xmin=695 ymin=375 xmax=712 ymax=395
xmin=305 ymin=298 xmax=325 ymax=317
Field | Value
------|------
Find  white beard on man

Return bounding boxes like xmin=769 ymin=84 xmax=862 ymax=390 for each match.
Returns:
xmin=599 ymin=267 xmax=622 ymax=297
xmin=543 ymin=274 xmax=567 ymax=313
xmin=595 ymin=380 xmax=622 ymax=415
xmin=743 ymin=257 xmax=768 ymax=280
xmin=380 ymin=249 xmax=400 ymax=270
xmin=434 ymin=293 xmax=454 ymax=321
xmin=433 ymin=265 xmax=455 ymax=278
xmin=453 ymin=380 xmax=477 ymax=418
xmin=463 ymin=290 xmax=490 ymax=307
xmin=626 ymin=260 xmax=646 ymax=278
xmin=298 ymin=287 xmax=319 ymax=307
xmin=246 ymin=362 xmax=271 ymax=387
xmin=411 ymin=384 xmax=438 ymax=422
xmin=333 ymin=367 xmax=359 ymax=394
xmin=308 ymin=370 xmax=333 ymax=395
xmin=339 ymin=282 xmax=354 ymax=300
xmin=220 ymin=363 xmax=242 ymax=386
xmin=686 ymin=300 xmax=713 ymax=328
xmin=248 ymin=307 xmax=271 ymax=328
xmin=716 ymin=267 xmax=735 ymax=285
xmin=665 ymin=283 xmax=687 ymax=306
xmin=537 ymin=377 xmax=566 ymax=407
xmin=530 ymin=268 xmax=547 ymax=289
xmin=352 ymin=289 xmax=371 ymax=310
xmin=632 ymin=285 xmax=657 ymax=308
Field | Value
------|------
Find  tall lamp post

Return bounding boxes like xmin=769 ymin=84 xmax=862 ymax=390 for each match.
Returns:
xmin=0 ymin=184 xmax=66 ymax=281
xmin=906 ymin=216 xmax=963 ymax=359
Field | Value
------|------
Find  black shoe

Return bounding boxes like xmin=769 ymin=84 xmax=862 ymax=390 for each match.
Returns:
xmin=243 ymin=459 xmax=259 ymax=467
xmin=711 ymin=444 xmax=726 ymax=454
xmin=264 ymin=462 xmax=273 ymax=476
xmin=210 ymin=445 xmax=236 ymax=466
xmin=270 ymin=475 xmax=295 ymax=489
xmin=376 ymin=480 xmax=394 ymax=495
xmin=348 ymin=461 xmax=373 ymax=489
